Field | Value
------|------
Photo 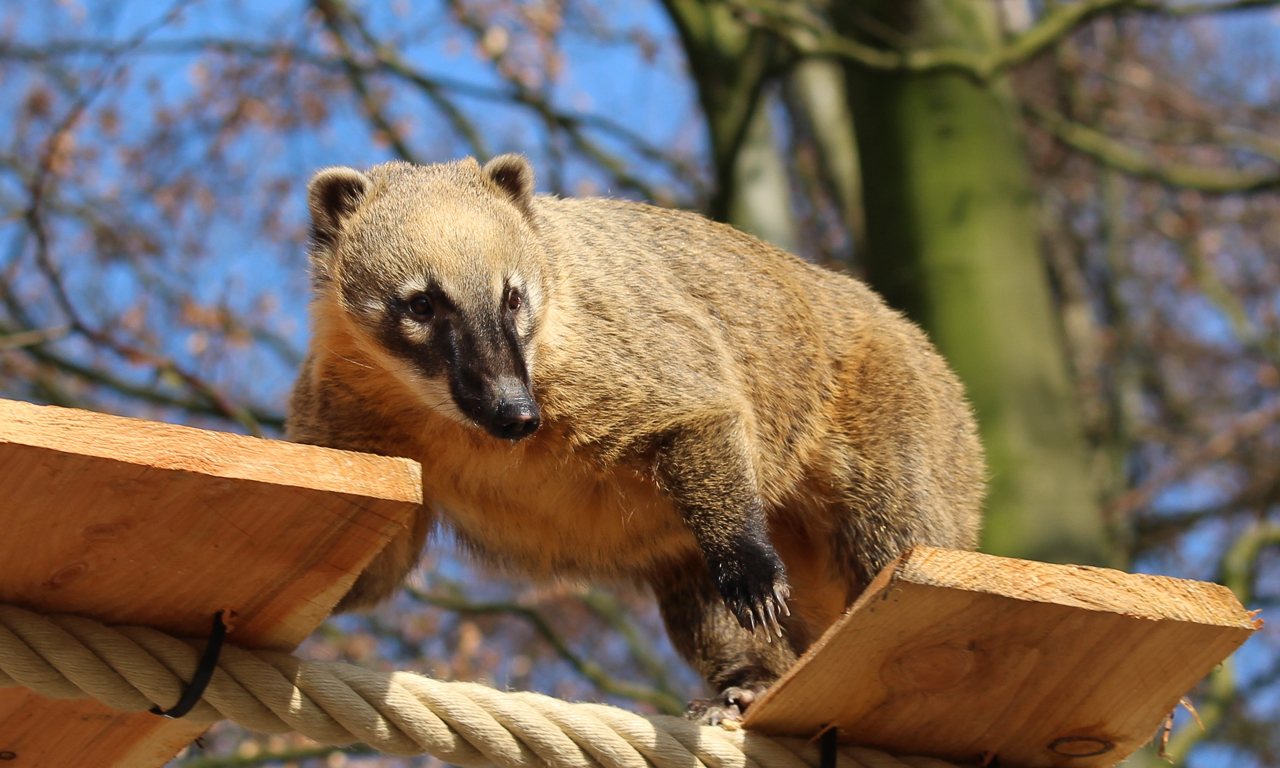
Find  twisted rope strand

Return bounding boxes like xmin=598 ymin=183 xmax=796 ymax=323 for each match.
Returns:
xmin=0 ymin=605 xmax=945 ymax=768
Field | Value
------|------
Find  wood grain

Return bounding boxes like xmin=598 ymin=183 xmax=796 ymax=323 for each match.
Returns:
xmin=0 ymin=398 xmax=422 ymax=768
xmin=743 ymin=547 xmax=1257 ymax=768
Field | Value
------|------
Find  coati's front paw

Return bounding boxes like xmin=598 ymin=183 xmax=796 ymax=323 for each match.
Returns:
xmin=684 ymin=684 xmax=769 ymax=726
xmin=713 ymin=541 xmax=791 ymax=639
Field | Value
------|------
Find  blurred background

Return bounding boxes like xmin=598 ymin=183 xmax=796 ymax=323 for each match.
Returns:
xmin=2 ymin=0 xmax=1279 ymax=765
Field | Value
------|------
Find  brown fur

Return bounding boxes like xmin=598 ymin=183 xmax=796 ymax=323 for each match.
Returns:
xmin=287 ymin=155 xmax=985 ymax=720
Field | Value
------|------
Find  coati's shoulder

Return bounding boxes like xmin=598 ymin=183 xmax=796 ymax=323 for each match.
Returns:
xmin=534 ymin=196 xmax=875 ymax=293
xmin=526 ymin=194 xmax=907 ymax=344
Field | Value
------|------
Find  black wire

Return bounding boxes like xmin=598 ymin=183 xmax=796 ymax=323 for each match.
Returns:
xmin=150 ymin=610 xmax=228 ymax=719
xmin=820 ymin=726 xmax=838 ymax=768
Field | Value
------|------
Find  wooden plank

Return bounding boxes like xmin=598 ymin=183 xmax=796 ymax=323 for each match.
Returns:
xmin=0 ymin=398 xmax=422 ymax=768
xmin=743 ymin=547 xmax=1257 ymax=768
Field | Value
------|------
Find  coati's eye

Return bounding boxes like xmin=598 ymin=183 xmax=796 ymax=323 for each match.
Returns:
xmin=408 ymin=295 xmax=434 ymax=319
xmin=506 ymin=289 xmax=522 ymax=313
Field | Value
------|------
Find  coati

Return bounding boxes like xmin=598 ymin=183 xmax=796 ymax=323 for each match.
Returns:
xmin=287 ymin=154 xmax=985 ymax=722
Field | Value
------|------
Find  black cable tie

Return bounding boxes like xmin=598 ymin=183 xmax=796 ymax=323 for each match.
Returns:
xmin=820 ymin=725 xmax=838 ymax=768
xmin=151 ymin=610 xmax=228 ymax=719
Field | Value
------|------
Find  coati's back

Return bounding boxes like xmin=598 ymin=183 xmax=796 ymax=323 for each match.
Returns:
xmin=531 ymin=196 xmax=984 ymax=568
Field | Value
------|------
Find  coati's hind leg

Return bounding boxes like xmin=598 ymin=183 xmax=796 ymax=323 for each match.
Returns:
xmin=835 ymin=480 xmax=964 ymax=589
xmin=654 ymin=413 xmax=790 ymax=635
xmin=650 ymin=557 xmax=799 ymax=725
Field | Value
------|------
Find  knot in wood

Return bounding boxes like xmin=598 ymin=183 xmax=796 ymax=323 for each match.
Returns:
xmin=1048 ymin=737 xmax=1114 ymax=758
xmin=889 ymin=643 xmax=976 ymax=692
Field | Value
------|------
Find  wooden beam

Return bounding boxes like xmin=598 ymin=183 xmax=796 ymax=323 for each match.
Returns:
xmin=0 ymin=399 xmax=1257 ymax=768
xmin=0 ymin=398 xmax=422 ymax=768
xmin=743 ymin=547 xmax=1257 ymax=768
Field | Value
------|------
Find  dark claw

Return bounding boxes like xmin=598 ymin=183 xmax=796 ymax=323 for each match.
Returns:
xmin=722 ymin=574 xmax=792 ymax=639
xmin=684 ymin=684 xmax=771 ymax=726
xmin=711 ymin=539 xmax=790 ymax=638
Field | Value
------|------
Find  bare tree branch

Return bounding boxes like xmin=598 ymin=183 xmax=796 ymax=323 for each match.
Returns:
xmin=0 ymin=325 xmax=285 ymax=428
xmin=0 ymin=326 xmax=68 ymax=350
xmin=1107 ymin=400 xmax=1280 ymax=518
xmin=312 ymin=0 xmax=421 ymax=164
xmin=730 ymin=0 xmax=1280 ymax=80
xmin=335 ymin=4 xmax=491 ymax=160
xmin=1027 ymin=104 xmax=1280 ymax=193
xmin=578 ymin=589 xmax=682 ymax=702
xmin=0 ymin=34 xmax=702 ymax=195
xmin=444 ymin=0 xmax=677 ymax=201
xmin=9 ymin=0 xmax=269 ymax=435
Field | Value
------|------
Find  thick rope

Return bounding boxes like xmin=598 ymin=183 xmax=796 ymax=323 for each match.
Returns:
xmin=0 ymin=605 xmax=957 ymax=768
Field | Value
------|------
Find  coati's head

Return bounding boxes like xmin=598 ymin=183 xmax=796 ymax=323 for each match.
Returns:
xmin=306 ymin=155 xmax=546 ymax=441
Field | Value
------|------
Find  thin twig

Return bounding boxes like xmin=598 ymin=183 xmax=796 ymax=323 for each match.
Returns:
xmin=1026 ymin=104 xmax=1280 ymax=193
xmin=731 ymin=0 xmax=1280 ymax=80
xmin=1163 ymin=523 xmax=1280 ymax=762
xmin=1106 ymin=400 xmax=1280 ymax=518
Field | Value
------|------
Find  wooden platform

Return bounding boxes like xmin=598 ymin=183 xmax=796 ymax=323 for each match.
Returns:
xmin=0 ymin=398 xmax=422 ymax=767
xmin=0 ymin=398 xmax=1260 ymax=768
xmin=744 ymin=547 xmax=1258 ymax=768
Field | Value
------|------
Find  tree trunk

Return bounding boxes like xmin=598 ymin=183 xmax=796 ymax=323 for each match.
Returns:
xmin=661 ymin=0 xmax=798 ymax=250
xmin=725 ymin=94 xmax=798 ymax=252
xmin=835 ymin=0 xmax=1110 ymax=565
xmin=789 ymin=58 xmax=865 ymax=265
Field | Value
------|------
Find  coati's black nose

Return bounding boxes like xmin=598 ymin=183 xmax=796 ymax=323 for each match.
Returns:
xmin=493 ymin=401 xmax=540 ymax=440
xmin=463 ymin=375 xmax=541 ymax=440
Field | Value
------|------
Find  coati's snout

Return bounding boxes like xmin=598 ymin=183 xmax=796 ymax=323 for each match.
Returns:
xmin=466 ymin=375 xmax=540 ymax=440
xmin=446 ymin=329 xmax=540 ymax=440
xmin=412 ymin=293 xmax=541 ymax=441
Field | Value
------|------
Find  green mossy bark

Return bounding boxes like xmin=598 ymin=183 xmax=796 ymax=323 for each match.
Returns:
xmin=839 ymin=1 xmax=1110 ymax=565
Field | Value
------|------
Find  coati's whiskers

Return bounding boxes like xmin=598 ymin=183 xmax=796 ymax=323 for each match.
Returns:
xmin=323 ymin=345 xmax=375 ymax=370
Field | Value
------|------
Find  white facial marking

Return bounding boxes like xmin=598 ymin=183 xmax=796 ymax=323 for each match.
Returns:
xmin=418 ymin=377 xmax=472 ymax=427
xmin=400 ymin=317 xmax=432 ymax=344
xmin=399 ymin=276 xmax=431 ymax=297
xmin=346 ymin=321 xmax=475 ymax=428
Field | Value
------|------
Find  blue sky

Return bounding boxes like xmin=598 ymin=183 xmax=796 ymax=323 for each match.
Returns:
xmin=0 ymin=0 xmax=706 ymax=424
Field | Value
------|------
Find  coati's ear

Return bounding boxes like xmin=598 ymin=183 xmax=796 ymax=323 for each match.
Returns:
xmin=482 ymin=154 xmax=535 ymax=218
xmin=308 ymin=167 xmax=371 ymax=251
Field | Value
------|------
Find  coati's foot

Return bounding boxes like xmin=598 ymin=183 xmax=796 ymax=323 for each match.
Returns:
xmin=684 ymin=683 xmax=769 ymax=726
xmin=713 ymin=540 xmax=791 ymax=639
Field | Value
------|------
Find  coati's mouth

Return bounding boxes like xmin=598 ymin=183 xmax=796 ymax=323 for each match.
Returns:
xmin=415 ymin=376 xmax=474 ymax=428
xmin=448 ymin=373 xmax=541 ymax=441
xmin=412 ymin=373 xmax=540 ymax=441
